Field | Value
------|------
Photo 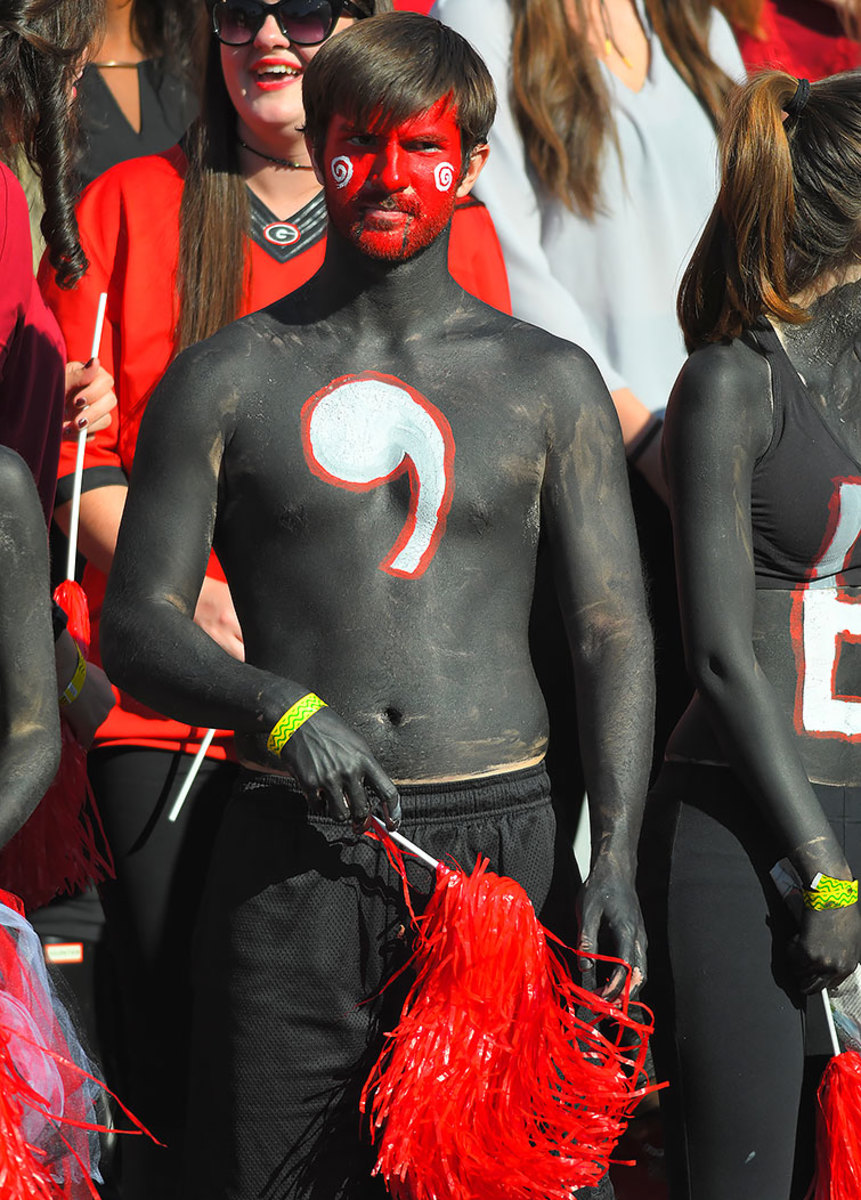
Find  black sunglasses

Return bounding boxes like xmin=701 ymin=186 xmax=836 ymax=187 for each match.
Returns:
xmin=212 ymin=0 xmax=365 ymax=47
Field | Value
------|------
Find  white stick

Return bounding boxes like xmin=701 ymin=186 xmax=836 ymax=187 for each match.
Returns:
xmin=65 ymin=292 xmax=108 ymax=582
xmin=369 ymin=815 xmax=440 ymax=871
xmin=166 ymin=728 xmax=217 ymax=823
xmin=821 ymin=987 xmax=842 ymax=1058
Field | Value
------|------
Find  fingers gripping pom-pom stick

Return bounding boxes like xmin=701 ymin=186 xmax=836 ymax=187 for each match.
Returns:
xmin=62 ymin=291 xmax=107 ymax=607
xmin=55 ymin=290 xmax=108 ymax=648
xmin=808 ymin=988 xmax=861 ymax=1200
xmin=361 ymin=818 xmax=659 ymax=1200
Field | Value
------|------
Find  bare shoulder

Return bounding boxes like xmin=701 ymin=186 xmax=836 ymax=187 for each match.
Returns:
xmin=145 ymin=315 xmax=269 ymax=430
xmin=667 ymin=337 xmax=774 ymax=464
xmin=460 ymin=303 xmax=611 ymax=396
xmin=671 ymin=338 xmax=771 ymax=421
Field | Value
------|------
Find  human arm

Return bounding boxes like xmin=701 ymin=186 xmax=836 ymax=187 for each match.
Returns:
xmin=665 ymin=345 xmax=861 ymax=992
xmin=100 ymin=344 xmax=398 ymax=826
xmin=0 ymin=450 xmax=61 ymax=848
xmin=543 ymin=352 xmax=656 ymax=996
xmin=42 ymin=172 xmax=244 ymax=661
xmin=53 ymin=627 xmax=114 ymax=749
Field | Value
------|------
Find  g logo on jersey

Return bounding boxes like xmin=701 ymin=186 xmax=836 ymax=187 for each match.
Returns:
xmin=263 ymin=222 xmax=300 ymax=248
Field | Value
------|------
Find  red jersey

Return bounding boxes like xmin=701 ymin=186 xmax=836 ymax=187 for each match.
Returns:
xmin=39 ymin=145 xmax=510 ymax=755
xmin=734 ymin=0 xmax=861 ymax=80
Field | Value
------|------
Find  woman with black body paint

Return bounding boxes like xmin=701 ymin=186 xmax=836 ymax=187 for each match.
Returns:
xmin=641 ymin=70 xmax=861 ymax=1200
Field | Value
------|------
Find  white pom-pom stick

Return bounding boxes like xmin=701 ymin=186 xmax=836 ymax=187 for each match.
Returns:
xmin=822 ymin=987 xmax=842 ymax=1058
xmin=167 ymin=727 xmax=217 ymax=823
xmin=369 ymin=815 xmax=440 ymax=871
xmin=65 ymin=292 xmax=107 ymax=582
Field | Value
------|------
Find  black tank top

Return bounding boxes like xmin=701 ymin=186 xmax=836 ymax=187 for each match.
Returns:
xmin=748 ymin=319 xmax=861 ymax=590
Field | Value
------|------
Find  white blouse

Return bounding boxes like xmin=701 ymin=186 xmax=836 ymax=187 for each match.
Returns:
xmin=432 ymin=0 xmax=745 ymax=412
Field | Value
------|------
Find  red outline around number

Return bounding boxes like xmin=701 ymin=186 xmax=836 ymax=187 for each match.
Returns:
xmin=792 ymin=475 xmax=861 ymax=741
xmin=300 ymin=371 xmax=455 ymax=579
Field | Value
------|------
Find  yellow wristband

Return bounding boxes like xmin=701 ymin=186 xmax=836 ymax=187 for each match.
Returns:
xmin=803 ymin=873 xmax=859 ymax=911
xmin=59 ymin=644 xmax=87 ymax=707
xmin=267 ymin=693 xmax=327 ymax=755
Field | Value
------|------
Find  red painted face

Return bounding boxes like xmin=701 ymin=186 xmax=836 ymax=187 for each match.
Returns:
xmin=322 ymin=98 xmax=463 ymax=262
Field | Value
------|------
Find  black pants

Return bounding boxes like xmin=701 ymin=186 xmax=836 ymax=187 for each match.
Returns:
xmin=90 ymin=746 xmax=237 ymax=1200
xmin=183 ymin=764 xmax=610 ymax=1200
xmin=640 ymin=761 xmax=861 ymax=1200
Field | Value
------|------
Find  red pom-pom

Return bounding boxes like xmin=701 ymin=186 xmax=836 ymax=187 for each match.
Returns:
xmin=0 ymin=724 xmax=113 ymax=913
xmin=361 ymin=853 xmax=656 ymax=1200
xmin=809 ymin=1049 xmax=861 ymax=1199
xmin=52 ymin=581 xmax=90 ymax=651
xmin=0 ymin=898 xmax=158 ymax=1197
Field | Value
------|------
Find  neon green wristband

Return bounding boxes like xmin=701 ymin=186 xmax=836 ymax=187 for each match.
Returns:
xmin=59 ymin=644 xmax=87 ymax=707
xmin=802 ymin=873 xmax=859 ymax=911
xmin=266 ymin=693 xmax=327 ymax=755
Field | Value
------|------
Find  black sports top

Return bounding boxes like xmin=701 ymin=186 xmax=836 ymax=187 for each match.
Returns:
xmin=748 ymin=319 xmax=861 ymax=590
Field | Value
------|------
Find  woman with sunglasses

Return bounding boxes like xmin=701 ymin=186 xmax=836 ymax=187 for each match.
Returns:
xmin=39 ymin=4 xmax=509 ymax=1197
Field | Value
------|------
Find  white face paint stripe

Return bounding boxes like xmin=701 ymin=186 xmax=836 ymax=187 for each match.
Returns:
xmin=330 ymin=156 xmax=354 ymax=188
xmin=301 ymin=372 xmax=455 ymax=579
xmin=434 ymin=162 xmax=455 ymax=192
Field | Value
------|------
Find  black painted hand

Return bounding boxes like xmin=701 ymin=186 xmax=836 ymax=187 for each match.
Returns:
xmin=236 ymin=706 xmax=401 ymax=830
xmin=788 ymin=904 xmax=861 ymax=995
xmin=576 ymin=854 xmax=646 ymax=1001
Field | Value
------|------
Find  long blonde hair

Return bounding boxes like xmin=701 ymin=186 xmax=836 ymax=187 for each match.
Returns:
xmin=510 ymin=0 xmax=735 ymax=218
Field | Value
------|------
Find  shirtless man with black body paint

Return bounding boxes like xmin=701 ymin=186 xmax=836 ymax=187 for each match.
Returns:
xmin=102 ymin=14 xmax=654 ymax=1199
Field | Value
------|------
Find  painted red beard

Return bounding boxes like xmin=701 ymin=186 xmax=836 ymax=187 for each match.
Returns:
xmin=323 ymin=101 xmax=463 ymax=263
xmin=346 ymin=193 xmax=436 ymax=262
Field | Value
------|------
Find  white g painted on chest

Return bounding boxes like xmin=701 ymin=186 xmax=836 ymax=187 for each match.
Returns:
xmin=301 ymin=372 xmax=455 ymax=578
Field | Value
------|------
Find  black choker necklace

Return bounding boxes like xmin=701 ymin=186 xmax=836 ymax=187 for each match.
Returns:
xmin=239 ymin=138 xmax=313 ymax=170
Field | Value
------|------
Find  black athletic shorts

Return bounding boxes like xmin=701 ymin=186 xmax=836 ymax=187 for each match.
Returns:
xmin=182 ymin=763 xmax=607 ymax=1200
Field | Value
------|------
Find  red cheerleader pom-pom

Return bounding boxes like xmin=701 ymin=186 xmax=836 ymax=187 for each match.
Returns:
xmin=52 ymin=581 xmax=90 ymax=651
xmin=0 ymin=895 xmax=157 ymax=1198
xmin=360 ymin=845 xmax=658 ymax=1200
xmin=809 ymin=1048 xmax=861 ymax=1200
xmin=0 ymin=724 xmax=113 ymax=913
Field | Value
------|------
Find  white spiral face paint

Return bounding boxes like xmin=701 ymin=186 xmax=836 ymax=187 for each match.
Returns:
xmin=434 ymin=161 xmax=455 ymax=192
xmin=330 ymin=155 xmax=354 ymax=189
xmin=301 ymin=372 xmax=455 ymax=578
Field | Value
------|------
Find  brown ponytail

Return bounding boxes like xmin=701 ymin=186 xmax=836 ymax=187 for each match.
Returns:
xmin=679 ymin=70 xmax=861 ymax=350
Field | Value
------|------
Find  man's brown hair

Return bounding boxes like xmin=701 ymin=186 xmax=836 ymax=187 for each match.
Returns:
xmin=302 ymin=12 xmax=496 ymax=168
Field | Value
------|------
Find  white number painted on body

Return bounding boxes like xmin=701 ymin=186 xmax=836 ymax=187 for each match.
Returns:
xmin=797 ymin=479 xmax=861 ymax=738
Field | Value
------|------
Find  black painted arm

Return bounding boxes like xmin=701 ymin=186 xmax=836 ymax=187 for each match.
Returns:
xmin=543 ymin=351 xmax=655 ymax=993
xmin=0 ymin=450 xmax=61 ymax=849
